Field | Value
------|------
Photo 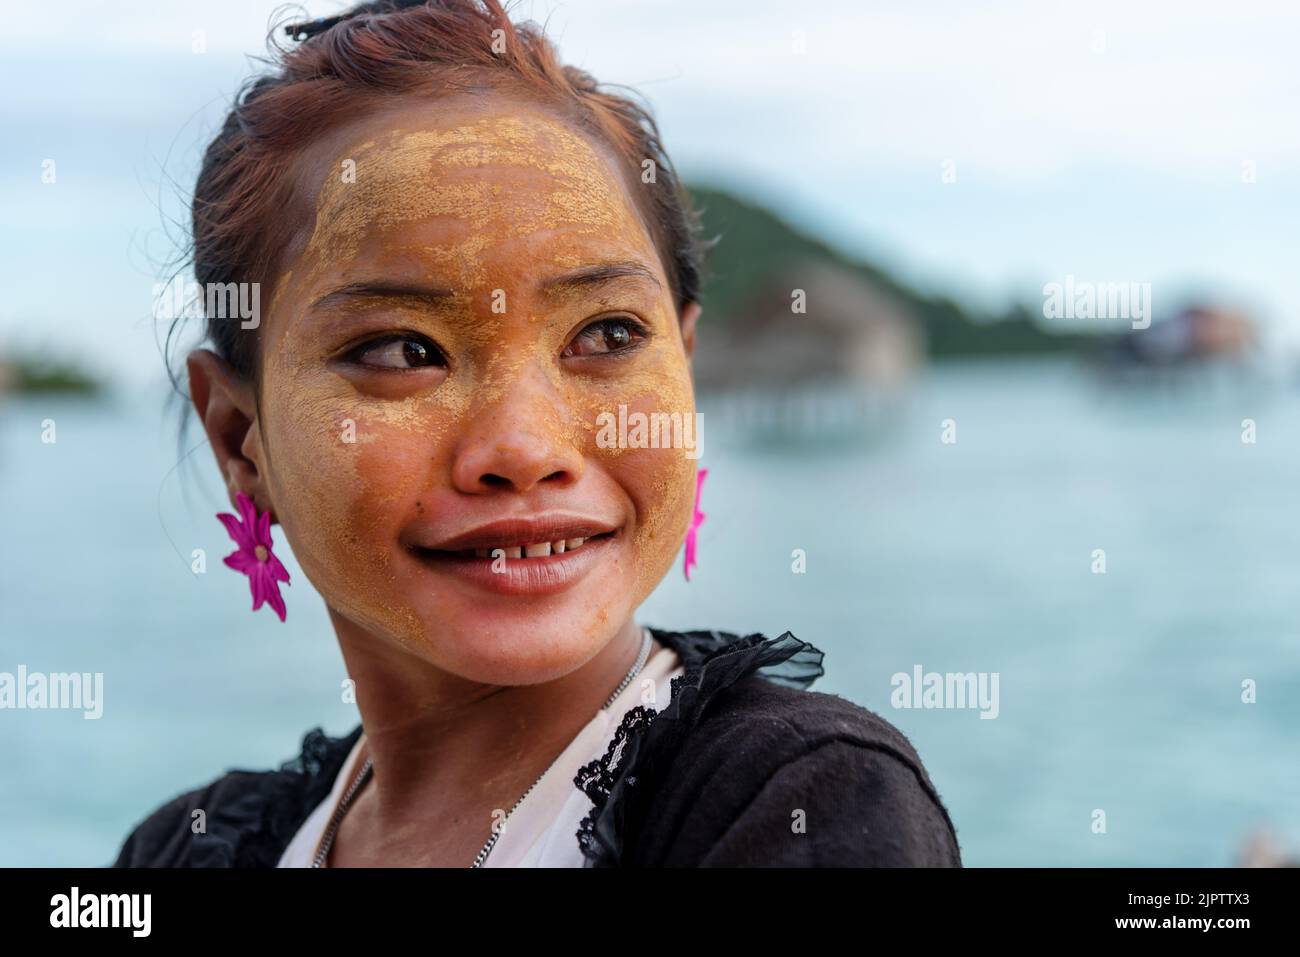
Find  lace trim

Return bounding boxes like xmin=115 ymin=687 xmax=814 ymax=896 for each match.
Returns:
xmin=180 ymin=628 xmax=821 ymax=868
xmin=571 ymin=628 xmax=824 ymax=867
xmin=573 ymin=704 xmax=659 ymax=862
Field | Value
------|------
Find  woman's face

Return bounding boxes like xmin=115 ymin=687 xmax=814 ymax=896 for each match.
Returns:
xmin=248 ymin=93 xmax=699 ymax=684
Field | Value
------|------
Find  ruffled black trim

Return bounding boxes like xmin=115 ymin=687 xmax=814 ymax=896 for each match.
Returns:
xmin=573 ymin=627 xmax=824 ymax=867
xmin=188 ymin=724 xmax=363 ymax=867
xmin=168 ymin=627 xmax=819 ymax=868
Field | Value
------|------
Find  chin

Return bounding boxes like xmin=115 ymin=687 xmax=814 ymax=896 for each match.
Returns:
xmin=415 ymin=608 xmax=631 ymax=686
xmin=394 ymin=547 xmax=639 ymax=685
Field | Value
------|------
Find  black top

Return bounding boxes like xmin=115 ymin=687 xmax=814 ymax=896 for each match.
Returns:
xmin=111 ymin=627 xmax=962 ymax=867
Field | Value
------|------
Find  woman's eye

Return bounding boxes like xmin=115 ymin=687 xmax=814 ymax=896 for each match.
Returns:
xmin=564 ymin=317 xmax=648 ymax=358
xmin=347 ymin=335 xmax=446 ymax=370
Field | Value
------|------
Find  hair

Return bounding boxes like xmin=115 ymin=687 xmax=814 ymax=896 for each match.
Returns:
xmin=170 ymin=0 xmax=708 ymax=386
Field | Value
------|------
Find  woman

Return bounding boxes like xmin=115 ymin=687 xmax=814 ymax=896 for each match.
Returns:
xmin=113 ymin=0 xmax=961 ymax=867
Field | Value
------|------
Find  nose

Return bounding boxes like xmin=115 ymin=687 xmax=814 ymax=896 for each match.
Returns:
xmin=450 ymin=367 xmax=584 ymax=495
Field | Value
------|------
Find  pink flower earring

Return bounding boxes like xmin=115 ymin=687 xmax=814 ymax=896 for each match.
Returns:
xmin=684 ymin=467 xmax=708 ymax=582
xmin=217 ymin=491 xmax=291 ymax=622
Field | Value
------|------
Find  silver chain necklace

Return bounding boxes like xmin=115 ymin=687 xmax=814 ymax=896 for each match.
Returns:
xmin=312 ymin=626 xmax=653 ymax=868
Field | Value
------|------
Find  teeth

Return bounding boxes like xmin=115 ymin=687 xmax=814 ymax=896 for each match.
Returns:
xmin=467 ymin=536 xmax=599 ymax=559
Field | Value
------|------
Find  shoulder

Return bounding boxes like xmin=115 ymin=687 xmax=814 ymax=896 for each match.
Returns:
xmin=110 ymin=770 xmax=272 ymax=868
xmin=650 ymin=676 xmax=963 ymax=867
xmin=111 ymin=724 xmax=361 ymax=868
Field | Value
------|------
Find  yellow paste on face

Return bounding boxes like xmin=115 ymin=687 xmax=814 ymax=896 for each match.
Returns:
xmin=255 ymin=101 xmax=697 ymax=660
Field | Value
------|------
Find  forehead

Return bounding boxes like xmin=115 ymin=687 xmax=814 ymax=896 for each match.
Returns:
xmin=291 ymin=94 xmax=659 ymax=289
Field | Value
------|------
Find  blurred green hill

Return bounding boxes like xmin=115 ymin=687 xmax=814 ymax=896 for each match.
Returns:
xmin=687 ymin=183 xmax=1091 ymax=358
xmin=0 ymin=354 xmax=103 ymax=396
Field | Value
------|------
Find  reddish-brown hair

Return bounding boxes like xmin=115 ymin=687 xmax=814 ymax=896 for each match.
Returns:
xmin=181 ymin=0 xmax=706 ymax=381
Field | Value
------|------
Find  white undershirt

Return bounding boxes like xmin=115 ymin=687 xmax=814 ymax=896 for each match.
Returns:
xmin=277 ymin=641 xmax=685 ymax=867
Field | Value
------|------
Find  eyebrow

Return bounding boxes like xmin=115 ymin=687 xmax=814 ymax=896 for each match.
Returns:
xmin=539 ymin=261 xmax=664 ymax=297
xmin=309 ymin=281 xmax=457 ymax=312
xmin=307 ymin=261 xmax=662 ymax=312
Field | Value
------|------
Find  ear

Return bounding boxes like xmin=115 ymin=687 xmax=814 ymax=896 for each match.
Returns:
xmin=679 ymin=301 xmax=702 ymax=362
xmin=186 ymin=348 xmax=273 ymax=518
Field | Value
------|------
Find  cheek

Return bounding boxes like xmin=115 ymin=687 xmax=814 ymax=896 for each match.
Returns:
xmin=622 ymin=445 xmax=696 ymax=599
xmin=571 ymin=342 xmax=698 ymax=598
xmin=260 ymin=378 xmax=467 ymax=645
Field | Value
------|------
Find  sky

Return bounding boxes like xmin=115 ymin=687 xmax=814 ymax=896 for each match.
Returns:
xmin=2 ymin=0 xmax=1298 ymax=388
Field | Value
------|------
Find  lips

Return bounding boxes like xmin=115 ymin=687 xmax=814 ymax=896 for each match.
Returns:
xmin=453 ymin=535 xmax=608 ymax=559
xmin=407 ymin=519 xmax=621 ymax=597
xmin=410 ymin=516 xmax=619 ymax=556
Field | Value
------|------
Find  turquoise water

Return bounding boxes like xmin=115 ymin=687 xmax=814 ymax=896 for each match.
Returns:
xmin=2 ymin=357 xmax=1296 ymax=866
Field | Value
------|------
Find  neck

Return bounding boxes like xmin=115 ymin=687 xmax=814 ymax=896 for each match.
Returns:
xmin=328 ymin=612 xmax=652 ymax=826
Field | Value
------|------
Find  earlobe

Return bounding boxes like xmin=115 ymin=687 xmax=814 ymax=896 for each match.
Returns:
xmin=186 ymin=348 xmax=268 ymax=514
xmin=680 ymin=301 xmax=702 ymax=362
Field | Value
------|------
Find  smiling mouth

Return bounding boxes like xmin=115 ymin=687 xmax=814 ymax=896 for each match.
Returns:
xmin=416 ymin=529 xmax=618 ymax=561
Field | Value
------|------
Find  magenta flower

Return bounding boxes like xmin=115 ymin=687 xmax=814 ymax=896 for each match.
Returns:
xmin=217 ymin=492 xmax=291 ymax=622
xmin=684 ymin=467 xmax=708 ymax=581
